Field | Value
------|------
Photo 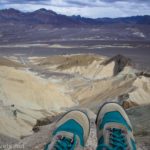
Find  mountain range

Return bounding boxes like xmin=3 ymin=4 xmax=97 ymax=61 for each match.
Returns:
xmin=0 ymin=8 xmax=150 ymax=27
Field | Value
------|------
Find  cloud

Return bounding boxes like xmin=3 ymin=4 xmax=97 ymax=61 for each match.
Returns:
xmin=64 ymin=0 xmax=99 ymax=7
xmin=102 ymin=0 xmax=150 ymax=3
xmin=0 ymin=0 xmax=150 ymax=18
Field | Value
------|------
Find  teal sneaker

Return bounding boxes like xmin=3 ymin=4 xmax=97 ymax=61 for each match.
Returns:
xmin=44 ymin=110 xmax=90 ymax=150
xmin=96 ymin=103 xmax=136 ymax=150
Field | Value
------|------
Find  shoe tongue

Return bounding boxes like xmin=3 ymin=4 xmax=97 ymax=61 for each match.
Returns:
xmin=103 ymin=124 xmax=127 ymax=147
xmin=56 ymin=131 xmax=74 ymax=140
xmin=48 ymin=133 xmax=74 ymax=150
xmin=108 ymin=128 xmax=128 ymax=149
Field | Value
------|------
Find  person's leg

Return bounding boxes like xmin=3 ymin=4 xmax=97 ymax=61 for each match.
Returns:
xmin=44 ymin=110 xmax=90 ymax=150
xmin=96 ymin=103 xmax=136 ymax=150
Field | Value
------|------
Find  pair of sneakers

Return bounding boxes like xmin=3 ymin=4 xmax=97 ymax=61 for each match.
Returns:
xmin=44 ymin=103 xmax=136 ymax=150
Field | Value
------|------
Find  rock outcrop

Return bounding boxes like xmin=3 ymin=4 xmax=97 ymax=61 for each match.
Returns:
xmin=102 ymin=54 xmax=133 ymax=75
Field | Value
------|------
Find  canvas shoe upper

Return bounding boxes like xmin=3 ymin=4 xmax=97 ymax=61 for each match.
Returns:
xmin=96 ymin=103 xmax=136 ymax=150
xmin=44 ymin=110 xmax=90 ymax=150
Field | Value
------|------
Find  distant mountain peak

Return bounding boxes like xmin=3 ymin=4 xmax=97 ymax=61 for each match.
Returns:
xmin=38 ymin=8 xmax=47 ymax=12
xmin=1 ymin=8 xmax=20 ymax=13
xmin=34 ymin=8 xmax=57 ymax=15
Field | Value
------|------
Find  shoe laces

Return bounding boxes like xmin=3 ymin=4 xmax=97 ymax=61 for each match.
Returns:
xmin=53 ymin=134 xmax=77 ymax=150
xmin=98 ymin=128 xmax=128 ymax=150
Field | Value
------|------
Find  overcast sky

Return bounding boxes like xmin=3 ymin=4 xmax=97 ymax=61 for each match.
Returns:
xmin=0 ymin=0 xmax=150 ymax=18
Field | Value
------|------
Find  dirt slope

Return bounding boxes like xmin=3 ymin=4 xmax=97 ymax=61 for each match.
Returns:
xmin=0 ymin=54 xmax=150 ymax=149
